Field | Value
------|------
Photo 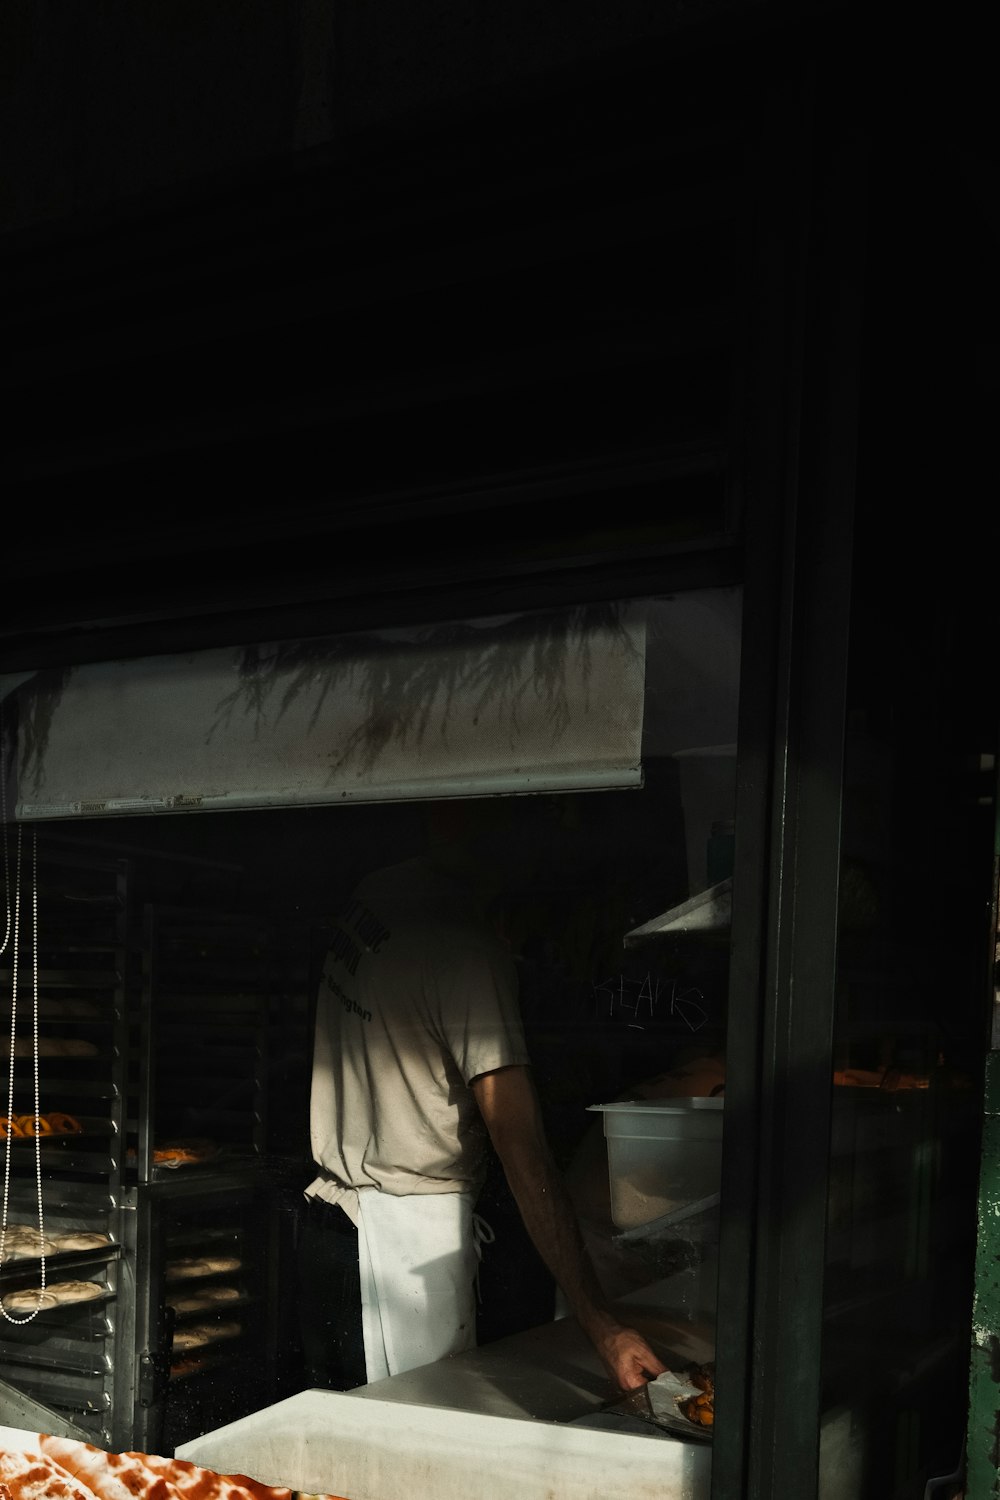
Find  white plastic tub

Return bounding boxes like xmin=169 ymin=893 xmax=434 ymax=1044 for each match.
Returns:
xmin=587 ymin=1097 xmax=725 ymax=1229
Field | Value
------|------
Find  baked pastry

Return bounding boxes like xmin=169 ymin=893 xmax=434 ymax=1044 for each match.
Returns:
xmin=0 ymin=1224 xmax=60 ymax=1259
xmin=37 ymin=998 xmax=99 ymax=1019
xmin=165 ymin=1257 xmax=208 ymax=1280
xmin=174 ymin=1318 xmax=241 ymax=1350
xmin=0 ymin=1112 xmax=84 ymax=1139
xmin=151 ymin=1139 xmax=217 ymax=1167
xmin=679 ymin=1363 xmax=715 ymax=1428
xmin=166 ymin=1256 xmax=201 ymax=1279
xmin=168 ymin=1285 xmax=239 ymax=1314
xmin=171 ymin=1326 xmax=212 ymax=1352
xmin=0 ymin=1039 xmax=98 ymax=1058
xmin=48 ymin=1279 xmax=105 ymax=1305
xmin=50 ymin=1231 xmax=112 ymax=1253
xmin=166 ymin=1254 xmax=241 ymax=1280
xmin=199 ymin=1255 xmax=241 ymax=1275
xmin=50 ymin=1040 xmax=99 ymax=1058
xmin=1 ymin=1288 xmax=61 ymax=1313
xmin=2 ymin=1280 xmax=103 ymax=1311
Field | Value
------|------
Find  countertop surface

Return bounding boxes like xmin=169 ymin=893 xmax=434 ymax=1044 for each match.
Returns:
xmin=177 ymin=1270 xmax=717 ymax=1500
xmin=348 ymin=1279 xmax=715 ymax=1422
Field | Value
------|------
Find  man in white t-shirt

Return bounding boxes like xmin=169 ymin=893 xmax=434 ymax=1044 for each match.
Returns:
xmin=299 ymin=799 xmax=666 ymax=1394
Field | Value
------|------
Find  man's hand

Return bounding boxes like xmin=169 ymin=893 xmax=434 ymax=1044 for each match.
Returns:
xmin=472 ymin=1065 xmax=668 ymax=1393
xmin=592 ymin=1322 xmax=668 ymax=1392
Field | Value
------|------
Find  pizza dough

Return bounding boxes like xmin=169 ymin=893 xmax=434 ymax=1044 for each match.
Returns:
xmin=35 ymin=1441 xmax=182 ymax=1500
xmin=0 ymin=1450 xmax=102 ymax=1500
xmin=4 ymin=1437 xmax=350 ymax=1500
xmin=131 ymin=1453 xmax=294 ymax=1500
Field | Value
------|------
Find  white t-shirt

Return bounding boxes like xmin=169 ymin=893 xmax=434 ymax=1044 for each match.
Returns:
xmin=307 ymin=856 xmax=529 ymax=1208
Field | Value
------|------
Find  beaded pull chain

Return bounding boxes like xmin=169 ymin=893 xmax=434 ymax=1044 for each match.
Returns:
xmin=0 ymin=725 xmax=10 ymax=957
xmin=0 ymin=727 xmax=46 ymax=1322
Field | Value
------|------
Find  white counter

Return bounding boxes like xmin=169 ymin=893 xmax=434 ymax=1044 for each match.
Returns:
xmin=178 ymin=1273 xmax=716 ymax=1500
xmin=176 ymin=1388 xmax=711 ymax=1500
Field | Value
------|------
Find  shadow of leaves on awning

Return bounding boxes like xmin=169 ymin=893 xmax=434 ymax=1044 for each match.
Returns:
xmin=208 ymin=602 xmax=635 ymax=779
xmin=5 ymin=669 xmax=74 ymax=797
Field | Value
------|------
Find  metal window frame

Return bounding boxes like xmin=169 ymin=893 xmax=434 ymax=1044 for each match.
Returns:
xmin=709 ymin=58 xmax=868 ymax=1500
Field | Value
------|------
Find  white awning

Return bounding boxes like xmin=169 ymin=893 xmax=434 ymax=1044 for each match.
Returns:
xmin=1 ymin=604 xmax=647 ymax=819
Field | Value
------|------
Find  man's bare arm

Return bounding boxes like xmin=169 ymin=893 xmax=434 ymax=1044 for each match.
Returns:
xmin=471 ymin=1064 xmax=667 ymax=1392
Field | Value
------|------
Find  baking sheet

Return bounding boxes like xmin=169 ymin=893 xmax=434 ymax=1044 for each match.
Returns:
xmin=596 ymin=1370 xmax=712 ymax=1443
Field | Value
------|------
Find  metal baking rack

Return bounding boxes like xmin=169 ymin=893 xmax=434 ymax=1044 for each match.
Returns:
xmin=121 ymin=1168 xmax=280 ymax=1455
xmin=0 ymin=844 xmax=130 ymax=1447
xmin=3 ymin=844 xmax=311 ymax=1454
xmin=130 ymin=905 xmax=279 ymax=1183
xmin=115 ymin=899 xmax=306 ymax=1452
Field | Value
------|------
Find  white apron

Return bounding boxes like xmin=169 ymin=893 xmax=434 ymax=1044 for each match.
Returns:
xmin=355 ymin=1189 xmax=491 ymax=1382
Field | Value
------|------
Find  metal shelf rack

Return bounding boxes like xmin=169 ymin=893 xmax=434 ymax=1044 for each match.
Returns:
xmin=1 ymin=842 xmax=312 ymax=1455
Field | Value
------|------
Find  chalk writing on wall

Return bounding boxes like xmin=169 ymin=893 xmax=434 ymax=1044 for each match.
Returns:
xmin=591 ymin=973 xmax=708 ymax=1031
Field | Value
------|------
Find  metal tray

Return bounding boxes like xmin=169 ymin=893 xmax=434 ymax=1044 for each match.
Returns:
xmin=608 ymin=1383 xmax=712 ymax=1442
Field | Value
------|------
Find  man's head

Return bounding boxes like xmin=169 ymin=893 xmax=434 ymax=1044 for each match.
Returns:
xmin=424 ymin=795 xmax=555 ymax=895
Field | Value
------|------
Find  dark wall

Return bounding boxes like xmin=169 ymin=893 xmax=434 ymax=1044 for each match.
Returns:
xmin=1 ymin=0 xmax=770 ymax=241
xmin=2 ymin=7 xmax=777 ymax=670
xmin=1 ymin=3 xmax=995 ymax=673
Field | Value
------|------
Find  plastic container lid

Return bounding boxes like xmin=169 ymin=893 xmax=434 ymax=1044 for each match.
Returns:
xmin=588 ymin=1097 xmax=724 ymax=1115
